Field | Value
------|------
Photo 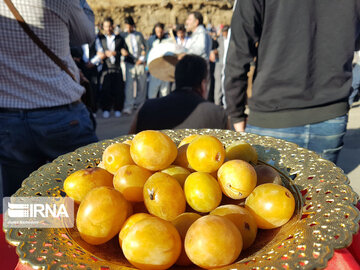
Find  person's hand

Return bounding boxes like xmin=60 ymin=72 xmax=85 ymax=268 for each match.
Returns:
xmin=121 ymin=48 xmax=129 ymax=56
xmin=79 ymin=71 xmax=89 ymax=84
xmin=105 ymin=50 xmax=116 ymax=58
xmin=97 ymin=51 xmax=106 ymax=60
xmin=209 ymin=50 xmax=217 ymax=63
xmin=233 ymin=121 xmax=246 ymax=132
xmin=73 ymin=57 xmax=81 ymax=63
xmin=136 ymin=59 xmax=143 ymax=65
xmin=168 ymin=27 xmax=176 ymax=42
xmin=177 ymin=53 xmax=186 ymax=60
xmin=85 ymin=62 xmax=95 ymax=69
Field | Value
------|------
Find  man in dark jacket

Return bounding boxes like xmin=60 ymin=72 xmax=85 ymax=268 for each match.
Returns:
xmin=224 ymin=0 xmax=360 ymax=163
xmin=96 ymin=17 xmax=129 ymax=118
xmin=130 ymin=54 xmax=228 ymax=133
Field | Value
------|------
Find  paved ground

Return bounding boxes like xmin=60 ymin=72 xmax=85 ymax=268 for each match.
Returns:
xmin=95 ymin=102 xmax=360 ymax=197
xmin=95 ymin=112 xmax=135 ymax=140
xmin=337 ymin=101 xmax=360 ymax=196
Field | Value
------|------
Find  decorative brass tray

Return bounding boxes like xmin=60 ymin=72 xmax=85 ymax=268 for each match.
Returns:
xmin=4 ymin=129 xmax=360 ymax=270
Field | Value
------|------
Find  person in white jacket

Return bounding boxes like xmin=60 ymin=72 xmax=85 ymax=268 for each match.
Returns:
xmin=184 ymin=11 xmax=212 ymax=60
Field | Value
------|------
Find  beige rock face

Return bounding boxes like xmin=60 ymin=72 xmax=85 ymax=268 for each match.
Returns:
xmin=88 ymin=0 xmax=234 ymax=36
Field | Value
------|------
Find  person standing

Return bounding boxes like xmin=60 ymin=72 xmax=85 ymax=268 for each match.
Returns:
xmin=80 ymin=41 xmax=101 ymax=114
xmin=147 ymin=23 xmax=171 ymax=99
xmin=121 ymin=16 xmax=147 ymax=115
xmin=70 ymin=41 xmax=100 ymax=114
xmin=207 ymin=28 xmax=219 ymax=103
xmin=0 ymin=0 xmax=98 ymax=199
xmin=96 ymin=17 xmax=129 ymax=118
xmin=224 ymin=0 xmax=360 ymax=164
xmin=351 ymin=51 xmax=360 ymax=106
xmin=213 ymin=25 xmax=230 ymax=106
xmin=175 ymin=24 xmax=189 ymax=48
xmin=184 ymin=11 xmax=212 ymax=60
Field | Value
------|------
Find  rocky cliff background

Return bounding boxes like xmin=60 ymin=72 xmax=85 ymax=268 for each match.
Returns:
xmin=88 ymin=0 xmax=234 ymax=36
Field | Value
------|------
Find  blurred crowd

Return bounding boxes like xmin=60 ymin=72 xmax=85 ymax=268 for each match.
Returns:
xmin=70 ymin=13 xmax=230 ymax=119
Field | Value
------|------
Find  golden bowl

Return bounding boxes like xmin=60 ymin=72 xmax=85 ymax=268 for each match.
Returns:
xmin=5 ymin=129 xmax=360 ymax=269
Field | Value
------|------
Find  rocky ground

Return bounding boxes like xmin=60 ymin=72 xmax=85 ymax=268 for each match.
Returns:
xmin=87 ymin=0 xmax=234 ymax=36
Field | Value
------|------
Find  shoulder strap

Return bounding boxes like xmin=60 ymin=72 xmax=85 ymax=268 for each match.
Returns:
xmin=3 ymin=0 xmax=76 ymax=81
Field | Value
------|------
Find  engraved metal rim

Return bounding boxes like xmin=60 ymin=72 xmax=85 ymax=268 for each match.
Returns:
xmin=4 ymin=129 xmax=360 ymax=270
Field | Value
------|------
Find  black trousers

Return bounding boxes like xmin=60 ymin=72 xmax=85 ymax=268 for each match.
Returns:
xmin=82 ymin=66 xmax=99 ymax=113
xmin=207 ymin=61 xmax=216 ymax=102
xmin=99 ymin=70 xmax=125 ymax=112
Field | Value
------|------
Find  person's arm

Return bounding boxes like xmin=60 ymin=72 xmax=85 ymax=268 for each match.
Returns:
xmin=128 ymin=113 xmax=138 ymax=134
xmin=105 ymin=50 xmax=116 ymax=57
xmin=68 ymin=0 xmax=95 ymax=46
xmin=120 ymin=37 xmax=129 ymax=57
xmin=209 ymin=50 xmax=217 ymax=63
xmin=146 ymin=36 xmax=154 ymax=55
xmin=137 ymin=33 xmax=147 ymax=65
xmin=223 ymin=0 xmax=262 ymax=132
xmin=91 ymin=37 xmax=105 ymax=64
xmin=233 ymin=121 xmax=246 ymax=132
xmin=211 ymin=39 xmax=219 ymax=60
xmin=128 ymin=105 xmax=143 ymax=134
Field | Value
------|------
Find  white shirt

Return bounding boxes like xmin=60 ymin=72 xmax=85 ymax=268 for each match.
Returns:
xmin=94 ymin=34 xmax=117 ymax=65
xmin=130 ymin=33 xmax=139 ymax=59
xmin=354 ymin=51 xmax=360 ymax=65
xmin=0 ymin=0 xmax=95 ymax=109
xmin=82 ymin=44 xmax=90 ymax=63
xmin=223 ymin=35 xmax=230 ymax=66
xmin=105 ymin=35 xmax=116 ymax=64
xmin=82 ymin=43 xmax=102 ymax=72
xmin=176 ymin=37 xmax=189 ymax=47
xmin=185 ymin=25 xmax=212 ymax=60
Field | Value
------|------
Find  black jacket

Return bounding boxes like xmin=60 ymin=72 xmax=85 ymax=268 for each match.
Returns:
xmin=135 ymin=89 xmax=228 ymax=132
xmin=224 ymin=0 xmax=360 ymax=128
xmin=99 ymin=34 xmax=128 ymax=70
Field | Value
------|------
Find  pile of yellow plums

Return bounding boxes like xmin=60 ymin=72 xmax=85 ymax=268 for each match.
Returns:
xmin=64 ymin=130 xmax=295 ymax=270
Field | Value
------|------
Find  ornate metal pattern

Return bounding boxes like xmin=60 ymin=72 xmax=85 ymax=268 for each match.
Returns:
xmin=5 ymin=129 xmax=360 ymax=270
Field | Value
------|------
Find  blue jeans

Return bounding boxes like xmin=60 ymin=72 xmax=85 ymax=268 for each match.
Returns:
xmin=245 ymin=115 xmax=348 ymax=164
xmin=148 ymin=75 xmax=171 ymax=99
xmin=0 ymin=102 xmax=98 ymax=200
